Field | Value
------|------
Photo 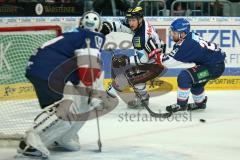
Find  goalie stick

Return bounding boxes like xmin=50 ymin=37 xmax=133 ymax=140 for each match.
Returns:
xmin=85 ymin=38 xmax=102 ymax=152
xmin=111 ymin=50 xmax=172 ymax=118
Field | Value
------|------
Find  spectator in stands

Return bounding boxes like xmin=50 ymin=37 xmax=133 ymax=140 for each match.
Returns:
xmin=188 ymin=2 xmax=204 ymax=16
xmin=138 ymin=0 xmax=165 ymax=16
xmin=166 ymin=0 xmax=186 ymax=16
xmin=166 ymin=0 xmax=174 ymax=10
xmin=93 ymin=0 xmax=131 ymax=16
xmin=210 ymin=1 xmax=223 ymax=16
xmin=174 ymin=2 xmax=186 ymax=16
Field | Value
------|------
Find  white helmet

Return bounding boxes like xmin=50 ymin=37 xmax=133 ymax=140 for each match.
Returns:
xmin=79 ymin=11 xmax=102 ymax=32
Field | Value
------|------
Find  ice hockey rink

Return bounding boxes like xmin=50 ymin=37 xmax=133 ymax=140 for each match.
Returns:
xmin=0 ymin=90 xmax=239 ymax=160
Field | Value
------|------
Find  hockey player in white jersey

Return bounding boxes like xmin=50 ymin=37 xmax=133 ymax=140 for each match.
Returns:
xmin=17 ymin=11 xmax=116 ymax=158
xmin=101 ymin=6 xmax=166 ymax=109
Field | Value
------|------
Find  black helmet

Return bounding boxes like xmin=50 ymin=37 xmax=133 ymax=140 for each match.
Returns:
xmin=125 ymin=6 xmax=143 ymax=19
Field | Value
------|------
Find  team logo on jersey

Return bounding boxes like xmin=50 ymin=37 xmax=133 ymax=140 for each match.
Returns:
xmin=197 ymin=70 xmax=210 ymax=79
xmin=133 ymin=37 xmax=141 ymax=48
xmin=95 ymin=36 xmax=103 ymax=49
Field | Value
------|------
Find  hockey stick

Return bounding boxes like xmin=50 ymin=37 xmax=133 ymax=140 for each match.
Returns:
xmin=95 ymin=108 xmax=102 ymax=152
xmin=125 ymin=76 xmax=172 ymax=118
xmin=111 ymin=50 xmax=172 ymax=118
xmin=85 ymin=38 xmax=102 ymax=152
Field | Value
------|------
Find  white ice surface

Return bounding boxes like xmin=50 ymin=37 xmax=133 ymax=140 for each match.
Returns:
xmin=0 ymin=90 xmax=240 ymax=160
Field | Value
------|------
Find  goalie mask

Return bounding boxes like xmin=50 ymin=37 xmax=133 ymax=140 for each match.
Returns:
xmin=79 ymin=11 xmax=102 ymax=32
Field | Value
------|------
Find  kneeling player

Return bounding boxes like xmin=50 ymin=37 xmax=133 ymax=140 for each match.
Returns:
xmin=17 ymin=11 xmax=114 ymax=158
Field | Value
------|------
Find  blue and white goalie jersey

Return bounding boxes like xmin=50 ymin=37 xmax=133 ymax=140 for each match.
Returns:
xmin=26 ymin=28 xmax=105 ymax=84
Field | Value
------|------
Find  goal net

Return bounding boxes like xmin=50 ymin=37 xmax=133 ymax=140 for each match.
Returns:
xmin=0 ymin=26 xmax=62 ymax=142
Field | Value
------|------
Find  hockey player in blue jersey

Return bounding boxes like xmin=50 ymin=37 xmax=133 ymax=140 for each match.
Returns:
xmin=17 ymin=11 xmax=110 ymax=158
xmin=162 ymin=18 xmax=226 ymax=113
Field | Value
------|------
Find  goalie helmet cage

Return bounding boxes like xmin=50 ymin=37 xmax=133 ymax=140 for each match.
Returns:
xmin=0 ymin=25 xmax=62 ymax=146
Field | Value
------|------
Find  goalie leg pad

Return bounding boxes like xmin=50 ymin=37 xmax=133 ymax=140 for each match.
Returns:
xmin=20 ymin=129 xmax=50 ymax=158
xmin=54 ymin=94 xmax=87 ymax=151
xmin=54 ymin=122 xmax=83 ymax=151
xmin=32 ymin=100 xmax=76 ymax=147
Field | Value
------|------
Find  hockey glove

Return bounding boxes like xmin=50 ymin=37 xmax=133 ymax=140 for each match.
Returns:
xmin=112 ymin=55 xmax=129 ymax=68
xmin=144 ymin=37 xmax=158 ymax=54
xmin=101 ymin=21 xmax=113 ymax=35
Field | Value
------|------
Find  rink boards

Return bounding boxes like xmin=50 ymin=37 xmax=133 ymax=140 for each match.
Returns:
xmin=0 ymin=75 xmax=239 ymax=101
xmin=0 ymin=17 xmax=239 ymax=101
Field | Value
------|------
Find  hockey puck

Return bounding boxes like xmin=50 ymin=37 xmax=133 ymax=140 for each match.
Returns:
xmin=199 ymin=119 xmax=206 ymax=123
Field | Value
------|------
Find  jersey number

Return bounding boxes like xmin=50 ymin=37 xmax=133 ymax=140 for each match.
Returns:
xmin=199 ymin=39 xmax=218 ymax=51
